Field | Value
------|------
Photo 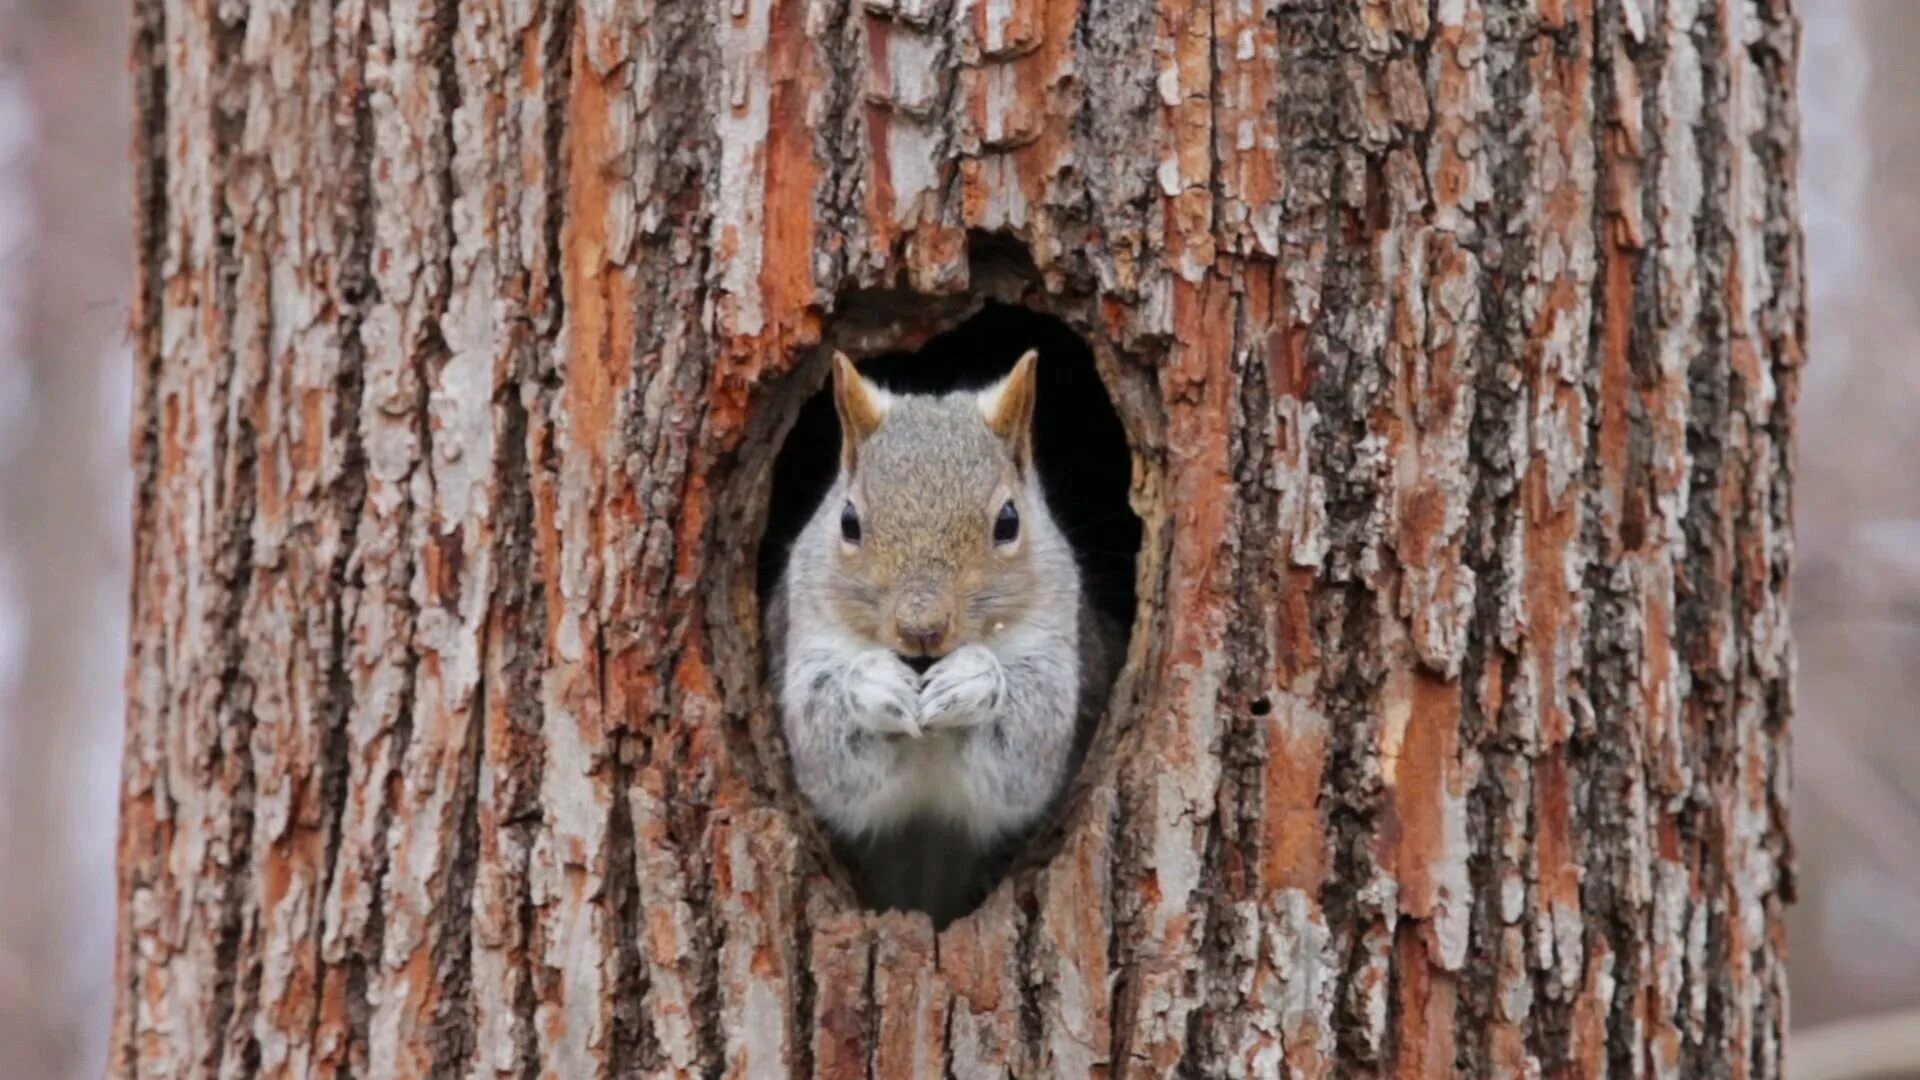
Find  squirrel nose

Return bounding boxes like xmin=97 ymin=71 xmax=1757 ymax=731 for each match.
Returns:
xmin=895 ymin=618 xmax=951 ymax=657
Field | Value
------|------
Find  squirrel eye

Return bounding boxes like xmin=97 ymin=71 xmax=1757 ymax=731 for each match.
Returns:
xmin=992 ymin=499 xmax=1020 ymax=545
xmin=840 ymin=501 xmax=862 ymax=545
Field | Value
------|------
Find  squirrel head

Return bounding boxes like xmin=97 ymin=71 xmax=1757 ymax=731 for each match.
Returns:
xmin=826 ymin=349 xmax=1045 ymax=667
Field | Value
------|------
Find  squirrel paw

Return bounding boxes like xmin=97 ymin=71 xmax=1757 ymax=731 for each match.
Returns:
xmin=919 ymin=645 xmax=1006 ymax=731
xmin=844 ymin=649 xmax=923 ymax=738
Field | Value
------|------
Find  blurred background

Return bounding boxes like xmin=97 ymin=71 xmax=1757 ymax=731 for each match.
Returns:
xmin=0 ymin=1 xmax=1912 ymax=1076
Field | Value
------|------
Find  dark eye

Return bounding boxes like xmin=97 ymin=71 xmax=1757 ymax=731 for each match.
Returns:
xmin=840 ymin=501 xmax=862 ymax=545
xmin=993 ymin=499 xmax=1020 ymax=545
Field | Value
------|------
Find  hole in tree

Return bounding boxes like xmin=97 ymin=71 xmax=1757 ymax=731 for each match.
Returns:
xmin=758 ymin=303 xmax=1141 ymax=927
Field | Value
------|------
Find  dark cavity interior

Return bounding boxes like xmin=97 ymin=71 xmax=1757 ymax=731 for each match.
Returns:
xmin=758 ymin=303 xmax=1141 ymax=635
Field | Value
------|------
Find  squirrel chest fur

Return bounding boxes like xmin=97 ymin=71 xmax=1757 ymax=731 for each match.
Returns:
xmin=766 ymin=350 xmax=1121 ymax=926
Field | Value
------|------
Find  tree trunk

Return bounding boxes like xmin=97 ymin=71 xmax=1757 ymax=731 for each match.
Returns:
xmin=113 ymin=0 xmax=1801 ymax=1077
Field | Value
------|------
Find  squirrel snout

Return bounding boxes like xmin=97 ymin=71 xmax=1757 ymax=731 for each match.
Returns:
xmin=890 ymin=579 xmax=956 ymax=663
xmin=894 ymin=618 xmax=951 ymax=658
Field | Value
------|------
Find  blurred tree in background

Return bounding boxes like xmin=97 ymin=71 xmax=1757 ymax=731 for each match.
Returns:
xmin=0 ymin=1 xmax=133 ymax=1078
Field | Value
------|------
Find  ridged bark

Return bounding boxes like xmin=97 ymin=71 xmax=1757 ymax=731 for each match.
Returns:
xmin=114 ymin=0 xmax=1801 ymax=1076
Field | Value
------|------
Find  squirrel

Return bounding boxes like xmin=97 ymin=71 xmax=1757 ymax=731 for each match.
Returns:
xmin=765 ymin=349 xmax=1123 ymax=927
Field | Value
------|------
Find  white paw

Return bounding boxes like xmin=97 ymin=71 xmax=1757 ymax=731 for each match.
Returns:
xmin=918 ymin=645 xmax=1005 ymax=731
xmin=845 ymin=649 xmax=923 ymax=738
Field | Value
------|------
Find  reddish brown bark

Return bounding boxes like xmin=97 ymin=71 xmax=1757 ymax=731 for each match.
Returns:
xmin=114 ymin=0 xmax=1800 ymax=1076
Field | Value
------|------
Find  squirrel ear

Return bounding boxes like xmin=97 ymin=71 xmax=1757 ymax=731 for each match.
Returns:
xmin=831 ymin=351 xmax=888 ymax=469
xmin=978 ymin=350 xmax=1039 ymax=464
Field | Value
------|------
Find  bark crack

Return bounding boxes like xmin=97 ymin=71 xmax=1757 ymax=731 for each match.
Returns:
xmin=313 ymin=1 xmax=376 ymax=1063
xmin=204 ymin=3 xmax=263 ymax=1070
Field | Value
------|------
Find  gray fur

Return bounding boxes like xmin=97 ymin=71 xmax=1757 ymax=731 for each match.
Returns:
xmin=767 ymin=375 xmax=1121 ymax=926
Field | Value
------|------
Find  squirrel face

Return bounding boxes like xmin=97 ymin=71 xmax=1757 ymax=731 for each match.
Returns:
xmin=826 ymin=350 xmax=1043 ymax=667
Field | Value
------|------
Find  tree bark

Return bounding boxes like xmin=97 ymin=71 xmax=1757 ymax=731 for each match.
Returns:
xmin=114 ymin=0 xmax=1802 ymax=1077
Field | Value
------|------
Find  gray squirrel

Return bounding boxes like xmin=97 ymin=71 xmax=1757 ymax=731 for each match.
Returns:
xmin=765 ymin=350 xmax=1123 ymax=926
